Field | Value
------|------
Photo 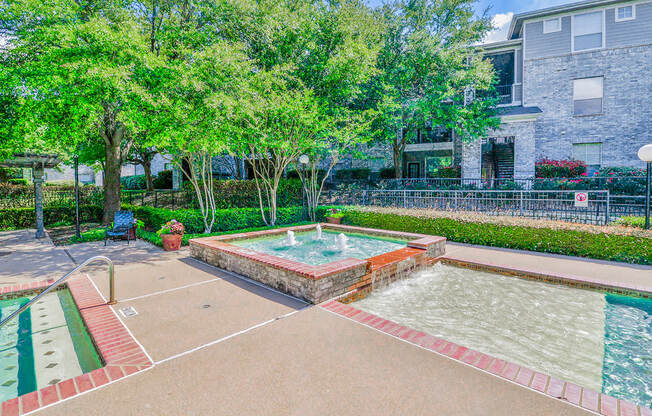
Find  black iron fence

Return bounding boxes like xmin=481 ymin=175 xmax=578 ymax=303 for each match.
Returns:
xmin=382 ymin=176 xmax=648 ymax=195
xmin=322 ymin=189 xmax=646 ymax=225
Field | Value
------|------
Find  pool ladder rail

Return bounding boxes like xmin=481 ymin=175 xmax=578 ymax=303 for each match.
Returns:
xmin=0 ymin=255 xmax=116 ymax=329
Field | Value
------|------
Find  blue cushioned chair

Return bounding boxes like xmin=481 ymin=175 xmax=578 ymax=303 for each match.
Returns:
xmin=105 ymin=211 xmax=134 ymax=246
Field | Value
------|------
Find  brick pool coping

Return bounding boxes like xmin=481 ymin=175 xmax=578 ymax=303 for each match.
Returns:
xmin=190 ymin=223 xmax=446 ymax=303
xmin=0 ymin=277 xmax=152 ymax=416
xmin=189 ymin=223 xmax=445 ymax=280
xmin=321 ymin=299 xmax=652 ymax=416
xmin=441 ymin=255 xmax=652 ymax=299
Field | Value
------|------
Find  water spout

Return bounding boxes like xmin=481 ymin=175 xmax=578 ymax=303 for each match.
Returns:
xmin=285 ymin=230 xmax=297 ymax=246
xmin=315 ymin=224 xmax=322 ymax=240
xmin=335 ymin=233 xmax=348 ymax=251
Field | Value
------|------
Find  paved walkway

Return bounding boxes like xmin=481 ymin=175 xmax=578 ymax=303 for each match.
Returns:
xmin=2 ymin=230 xmax=650 ymax=415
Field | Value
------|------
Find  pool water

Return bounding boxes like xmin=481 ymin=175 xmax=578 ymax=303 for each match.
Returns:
xmin=231 ymin=230 xmax=406 ymax=265
xmin=354 ymin=264 xmax=652 ymax=408
xmin=0 ymin=289 xmax=102 ymax=402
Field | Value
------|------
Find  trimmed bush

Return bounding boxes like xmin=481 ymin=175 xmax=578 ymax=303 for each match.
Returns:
xmin=615 ymin=216 xmax=646 ymax=228
xmin=121 ymin=175 xmax=147 ymax=190
xmin=428 ymin=165 xmax=461 ymax=179
xmin=535 ymin=159 xmax=587 ymax=178
xmin=334 ymin=168 xmax=370 ymax=181
xmin=153 ymin=170 xmax=173 ymax=189
xmin=125 ymin=204 xmax=330 ymax=234
xmin=0 ymin=205 xmax=103 ymax=230
xmin=7 ymin=178 xmax=28 ymax=185
xmin=182 ymin=179 xmax=302 ymax=209
xmin=137 ymin=221 xmax=315 ymax=247
xmin=341 ymin=208 xmax=652 ymax=265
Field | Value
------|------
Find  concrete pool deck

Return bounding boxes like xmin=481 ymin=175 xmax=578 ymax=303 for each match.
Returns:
xmin=0 ymin=229 xmax=650 ymax=415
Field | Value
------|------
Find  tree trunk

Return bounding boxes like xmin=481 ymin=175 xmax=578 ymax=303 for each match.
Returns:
xmin=103 ymin=141 xmax=122 ymax=223
xmin=143 ymin=161 xmax=154 ymax=191
xmin=393 ymin=145 xmax=403 ymax=179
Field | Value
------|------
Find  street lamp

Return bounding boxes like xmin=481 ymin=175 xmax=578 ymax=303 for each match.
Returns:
xmin=298 ymin=155 xmax=309 ymax=220
xmin=638 ymin=144 xmax=652 ymax=229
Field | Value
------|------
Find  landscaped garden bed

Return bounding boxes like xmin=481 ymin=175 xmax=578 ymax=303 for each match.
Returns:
xmin=340 ymin=207 xmax=652 ymax=265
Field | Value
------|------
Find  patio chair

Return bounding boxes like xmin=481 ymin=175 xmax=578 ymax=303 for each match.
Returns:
xmin=105 ymin=210 xmax=134 ymax=246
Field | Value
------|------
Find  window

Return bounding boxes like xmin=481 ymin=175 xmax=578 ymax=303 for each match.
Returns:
xmin=573 ymin=143 xmax=602 ymax=173
xmin=543 ymin=18 xmax=561 ymax=33
xmin=573 ymin=77 xmax=603 ymax=115
xmin=615 ymin=5 xmax=635 ymax=22
xmin=573 ymin=11 xmax=603 ymax=51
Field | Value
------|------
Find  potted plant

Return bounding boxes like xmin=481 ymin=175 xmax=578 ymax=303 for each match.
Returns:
xmin=325 ymin=208 xmax=344 ymax=224
xmin=157 ymin=219 xmax=185 ymax=251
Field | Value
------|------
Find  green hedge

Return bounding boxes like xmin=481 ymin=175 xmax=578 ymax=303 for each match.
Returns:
xmin=181 ymin=179 xmax=302 ymax=209
xmin=342 ymin=209 xmax=652 ymax=265
xmin=137 ymin=222 xmax=314 ymax=247
xmin=0 ymin=205 xmax=103 ymax=230
xmin=125 ymin=204 xmax=330 ymax=234
xmin=334 ymin=168 xmax=370 ymax=181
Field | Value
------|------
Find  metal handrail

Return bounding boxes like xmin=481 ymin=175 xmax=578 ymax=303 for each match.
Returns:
xmin=0 ymin=255 xmax=116 ymax=329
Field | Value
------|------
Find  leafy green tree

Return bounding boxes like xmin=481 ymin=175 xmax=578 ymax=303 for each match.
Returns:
xmin=0 ymin=0 xmax=170 ymax=222
xmin=366 ymin=0 xmax=499 ymax=179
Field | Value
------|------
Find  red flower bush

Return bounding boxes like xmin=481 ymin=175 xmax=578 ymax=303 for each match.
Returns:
xmin=535 ymin=159 xmax=587 ymax=178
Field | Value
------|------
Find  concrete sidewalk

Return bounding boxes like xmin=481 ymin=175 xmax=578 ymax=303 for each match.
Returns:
xmin=445 ymin=242 xmax=652 ymax=289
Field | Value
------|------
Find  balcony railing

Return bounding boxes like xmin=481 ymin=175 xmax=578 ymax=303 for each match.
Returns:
xmin=496 ymin=85 xmax=513 ymax=105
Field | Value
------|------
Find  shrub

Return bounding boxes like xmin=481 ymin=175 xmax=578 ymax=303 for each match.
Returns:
xmin=428 ymin=166 xmax=461 ymax=179
xmin=137 ymin=221 xmax=315 ymax=247
xmin=182 ymin=179 xmax=302 ymax=209
xmin=125 ymin=204 xmax=331 ymax=234
xmin=153 ymin=170 xmax=173 ymax=189
xmin=334 ymin=168 xmax=370 ymax=181
xmin=120 ymin=175 xmax=147 ymax=190
xmin=615 ymin=216 xmax=646 ymax=228
xmin=70 ymin=227 xmax=106 ymax=244
xmin=0 ymin=205 xmax=103 ymax=230
xmin=0 ymin=167 xmax=21 ymax=182
xmin=341 ymin=208 xmax=651 ymax=265
xmin=380 ymin=168 xmax=396 ymax=179
xmin=8 ymin=178 xmax=28 ymax=185
xmin=535 ymin=159 xmax=587 ymax=178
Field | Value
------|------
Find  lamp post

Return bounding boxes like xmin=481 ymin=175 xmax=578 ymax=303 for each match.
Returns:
xmin=74 ymin=155 xmax=81 ymax=238
xmin=298 ymin=155 xmax=309 ymax=220
xmin=638 ymin=144 xmax=652 ymax=229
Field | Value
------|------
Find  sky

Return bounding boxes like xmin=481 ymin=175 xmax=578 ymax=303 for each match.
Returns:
xmin=366 ymin=0 xmax=580 ymax=43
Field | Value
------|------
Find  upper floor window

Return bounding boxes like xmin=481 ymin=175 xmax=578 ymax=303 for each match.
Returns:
xmin=615 ymin=5 xmax=635 ymax=22
xmin=573 ymin=77 xmax=603 ymax=116
xmin=573 ymin=11 xmax=603 ymax=51
xmin=543 ymin=18 xmax=561 ymax=33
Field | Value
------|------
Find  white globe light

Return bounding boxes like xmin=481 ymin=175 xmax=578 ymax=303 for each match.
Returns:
xmin=638 ymin=144 xmax=652 ymax=162
xmin=298 ymin=154 xmax=310 ymax=165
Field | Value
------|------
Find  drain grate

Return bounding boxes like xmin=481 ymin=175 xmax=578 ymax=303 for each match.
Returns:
xmin=119 ymin=306 xmax=138 ymax=318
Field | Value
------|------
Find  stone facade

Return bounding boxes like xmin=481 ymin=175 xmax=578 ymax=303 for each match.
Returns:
xmin=524 ymin=45 xmax=652 ymax=168
xmin=461 ymin=119 xmax=537 ymax=179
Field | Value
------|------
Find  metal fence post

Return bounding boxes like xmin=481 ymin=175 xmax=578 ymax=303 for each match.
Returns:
xmin=519 ymin=191 xmax=523 ymax=216
xmin=403 ymin=190 xmax=407 ymax=208
xmin=605 ymin=190 xmax=610 ymax=225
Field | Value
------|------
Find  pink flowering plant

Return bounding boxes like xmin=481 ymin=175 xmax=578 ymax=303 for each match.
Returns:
xmin=535 ymin=159 xmax=587 ymax=178
xmin=156 ymin=219 xmax=185 ymax=236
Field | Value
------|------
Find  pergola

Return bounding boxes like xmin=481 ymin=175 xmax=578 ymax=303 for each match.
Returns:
xmin=0 ymin=153 xmax=61 ymax=238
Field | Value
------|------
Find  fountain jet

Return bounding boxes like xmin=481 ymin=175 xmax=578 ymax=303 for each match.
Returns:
xmin=285 ymin=230 xmax=297 ymax=246
xmin=335 ymin=233 xmax=348 ymax=251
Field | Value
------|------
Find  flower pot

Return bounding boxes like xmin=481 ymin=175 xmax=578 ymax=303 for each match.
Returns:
xmin=326 ymin=216 xmax=341 ymax=224
xmin=161 ymin=233 xmax=183 ymax=251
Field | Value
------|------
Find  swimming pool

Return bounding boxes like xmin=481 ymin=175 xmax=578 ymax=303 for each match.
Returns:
xmin=353 ymin=264 xmax=652 ymax=408
xmin=0 ymin=289 xmax=102 ymax=402
xmin=231 ymin=229 xmax=407 ymax=265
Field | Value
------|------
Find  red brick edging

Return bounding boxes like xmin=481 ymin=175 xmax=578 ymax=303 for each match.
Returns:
xmin=0 ymin=277 xmax=152 ymax=416
xmin=321 ymin=300 xmax=652 ymax=416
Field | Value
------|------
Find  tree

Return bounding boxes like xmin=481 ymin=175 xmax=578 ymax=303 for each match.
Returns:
xmin=126 ymin=145 xmax=159 ymax=191
xmin=366 ymin=0 xmax=499 ymax=179
xmin=226 ymin=71 xmax=330 ymax=226
xmin=0 ymin=1 xmax=169 ymax=222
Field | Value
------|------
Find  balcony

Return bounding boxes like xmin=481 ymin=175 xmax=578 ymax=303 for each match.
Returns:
xmin=405 ymin=128 xmax=453 ymax=152
xmin=495 ymin=84 xmax=522 ymax=106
